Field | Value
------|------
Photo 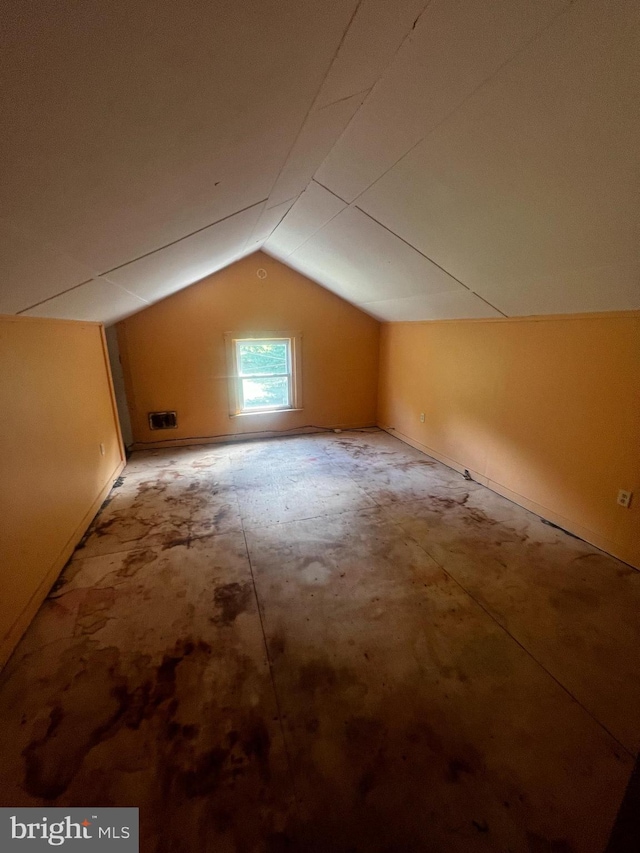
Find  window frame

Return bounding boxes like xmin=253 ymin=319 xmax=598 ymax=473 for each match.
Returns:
xmin=224 ymin=331 xmax=302 ymax=417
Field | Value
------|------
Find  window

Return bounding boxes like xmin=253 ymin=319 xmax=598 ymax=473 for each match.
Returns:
xmin=225 ymin=332 xmax=302 ymax=416
xmin=236 ymin=338 xmax=291 ymax=411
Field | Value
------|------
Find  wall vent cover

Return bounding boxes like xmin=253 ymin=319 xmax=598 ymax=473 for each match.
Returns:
xmin=148 ymin=411 xmax=178 ymax=430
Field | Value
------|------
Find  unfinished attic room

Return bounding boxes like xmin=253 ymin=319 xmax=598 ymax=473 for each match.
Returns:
xmin=2 ymin=1 xmax=640 ymax=851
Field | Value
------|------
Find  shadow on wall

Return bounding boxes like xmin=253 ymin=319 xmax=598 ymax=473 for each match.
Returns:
xmin=105 ymin=326 xmax=133 ymax=450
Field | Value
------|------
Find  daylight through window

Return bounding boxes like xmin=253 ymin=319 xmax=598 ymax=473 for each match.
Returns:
xmin=225 ymin=332 xmax=302 ymax=416
xmin=236 ymin=338 xmax=291 ymax=411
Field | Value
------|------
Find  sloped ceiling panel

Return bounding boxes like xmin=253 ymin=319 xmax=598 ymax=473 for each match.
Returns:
xmin=313 ymin=0 xmax=427 ymax=111
xmin=315 ymin=0 xmax=572 ymax=203
xmin=0 ymin=0 xmax=363 ymax=319
xmin=285 ymin=206 xmax=466 ymax=305
xmin=266 ymin=91 xmax=367 ymax=209
xmin=21 ymin=280 xmax=148 ymax=326
xmin=2 ymin=0 xmax=639 ymax=323
xmin=361 ymin=291 xmax=503 ymax=323
xmin=268 ymin=0 xmax=639 ymax=319
xmin=356 ymin=0 xmax=640 ymax=316
xmin=104 ymin=203 xmax=264 ymax=302
xmin=0 ymin=220 xmax=96 ymax=314
xmin=262 ymin=0 xmax=428 ymax=210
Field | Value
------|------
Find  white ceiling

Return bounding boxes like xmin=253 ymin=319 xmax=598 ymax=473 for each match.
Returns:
xmin=2 ymin=0 xmax=639 ymax=324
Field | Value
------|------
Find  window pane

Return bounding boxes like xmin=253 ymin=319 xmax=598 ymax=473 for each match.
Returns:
xmin=241 ymin=376 xmax=290 ymax=409
xmin=237 ymin=341 xmax=288 ymax=376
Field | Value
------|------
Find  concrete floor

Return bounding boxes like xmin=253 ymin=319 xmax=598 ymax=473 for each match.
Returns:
xmin=0 ymin=429 xmax=638 ymax=852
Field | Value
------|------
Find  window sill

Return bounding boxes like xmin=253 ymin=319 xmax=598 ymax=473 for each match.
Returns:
xmin=230 ymin=408 xmax=304 ymax=418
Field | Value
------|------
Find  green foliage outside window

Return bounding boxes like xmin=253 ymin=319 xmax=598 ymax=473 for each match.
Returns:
xmin=237 ymin=341 xmax=290 ymax=409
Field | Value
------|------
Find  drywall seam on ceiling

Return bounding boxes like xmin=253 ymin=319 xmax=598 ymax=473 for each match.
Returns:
xmin=5 ymin=0 xmax=637 ymax=324
xmin=278 ymin=0 xmax=432 ymax=214
xmin=260 ymin=0 xmax=364 ymax=213
xmin=314 ymin=0 xmax=575 ymax=209
xmin=97 ymin=279 xmax=152 ymax=303
xmin=267 ymin=194 xmax=508 ymax=317
xmin=101 ymin=199 xmax=267 ymax=277
xmin=304 ymin=0 xmax=434 ymax=194
xmin=469 ymin=292 xmax=509 ymax=318
xmin=20 ymin=278 xmax=151 ymax=324
xmin=311 ymin=0 xmax=435 ymax=145
xmin=264 ymin=2 xmax=583 ymax=318
xmin=315 ymin=86 xmax=372 ymax=111
xmin=313 ymin=0 xmax=431 ymax=111
xmin=269 ymin=180 xmax=348 ymax=257
xmin=17 ymin=200 xmax=269 ymax=315
xmin=17 ymin=278 xmax=95 ymax=314
xmin=313 ymin=179 xmax=348 ymax=205
xmin=265 ymin=195 xmax=298 ymax=212
xmin=261 ymin=0 xmax=432 ymax=219
xmin=244 ymin=199 xmax=296 ymax=250
xmin=355 ymin=207 xmax=508 ymax=317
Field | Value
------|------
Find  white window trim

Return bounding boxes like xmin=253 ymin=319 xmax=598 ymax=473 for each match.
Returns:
xmin=224 ymin=331 xmax=302 ymax=417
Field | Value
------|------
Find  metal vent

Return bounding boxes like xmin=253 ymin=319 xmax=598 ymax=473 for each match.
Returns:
xmin=148 ymin=411 xmax=177 ymax=430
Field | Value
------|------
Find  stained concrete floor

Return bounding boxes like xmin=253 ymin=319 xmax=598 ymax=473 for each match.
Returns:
xmin=1 ymin=429 xmax=639 ymax=852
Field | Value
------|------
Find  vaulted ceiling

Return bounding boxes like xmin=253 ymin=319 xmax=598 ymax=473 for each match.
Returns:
xmin=2 ymin=0 xmax=639 ymax=325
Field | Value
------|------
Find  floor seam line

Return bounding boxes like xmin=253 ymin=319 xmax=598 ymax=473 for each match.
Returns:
xmin=240 ymin=502 xmax=379 ymax=531
xmin=241 ymin=528 xmax=301 ymax=812
xmin=319 ymin=442 xmax=386 ymax=507
xmin=397 ymin=523 xmax=635 ymax=760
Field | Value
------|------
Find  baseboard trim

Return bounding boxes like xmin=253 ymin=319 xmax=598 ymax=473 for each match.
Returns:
xmin=131 ymin=423 xmax=378 ymax=451
xmin=380 ymin=425 xmax=638 ymax=570
xmin=0 ymin=459 xmax=125 ymax=671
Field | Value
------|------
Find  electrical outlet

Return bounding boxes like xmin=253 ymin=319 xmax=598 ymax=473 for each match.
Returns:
xmin=617 ymin=489 xmax=632 ymax=508
xmin=99 ymin=443 xmax=105 ymax=456
xmin=420 ymin=412 xmax=425 ymax=423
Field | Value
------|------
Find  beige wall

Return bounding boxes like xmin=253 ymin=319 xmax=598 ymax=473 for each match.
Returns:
xmin=117 ymin=252 xmax=380 ymax=447
xmin=378 ymin=313 xmax=640 ymax=568
xmin=0 ymin=316 xmax=124 ymax=668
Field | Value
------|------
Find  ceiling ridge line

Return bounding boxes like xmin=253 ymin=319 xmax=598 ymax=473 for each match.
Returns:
xmin=305 ymin=0 xmax=364 ymax=116
xmin=268 ymin=1 xmax=436 ymax=227
xmin=244 ymin=190 xmax=304 ymax=249
xmin=308 ymin=0 xmax=436 ymax=200
xmin=245 ymin=195 xmax=301 ymax=252
xmin=240 ymin=201 xmax=269 ymax=256
xmin=251 ymin=200 xmax=299 ymax=251
xmin=99 ymin=198 xmax=268 ymax=277
xmin=282 ymin=186 xmax=348 ymax=258
xmin=344 ymin=0 xmax=577 ymax=209
xmin=259 ymin=0 xmax=365 ymax=212
xmin=16 ymin=278 xmax=95 ymax=315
